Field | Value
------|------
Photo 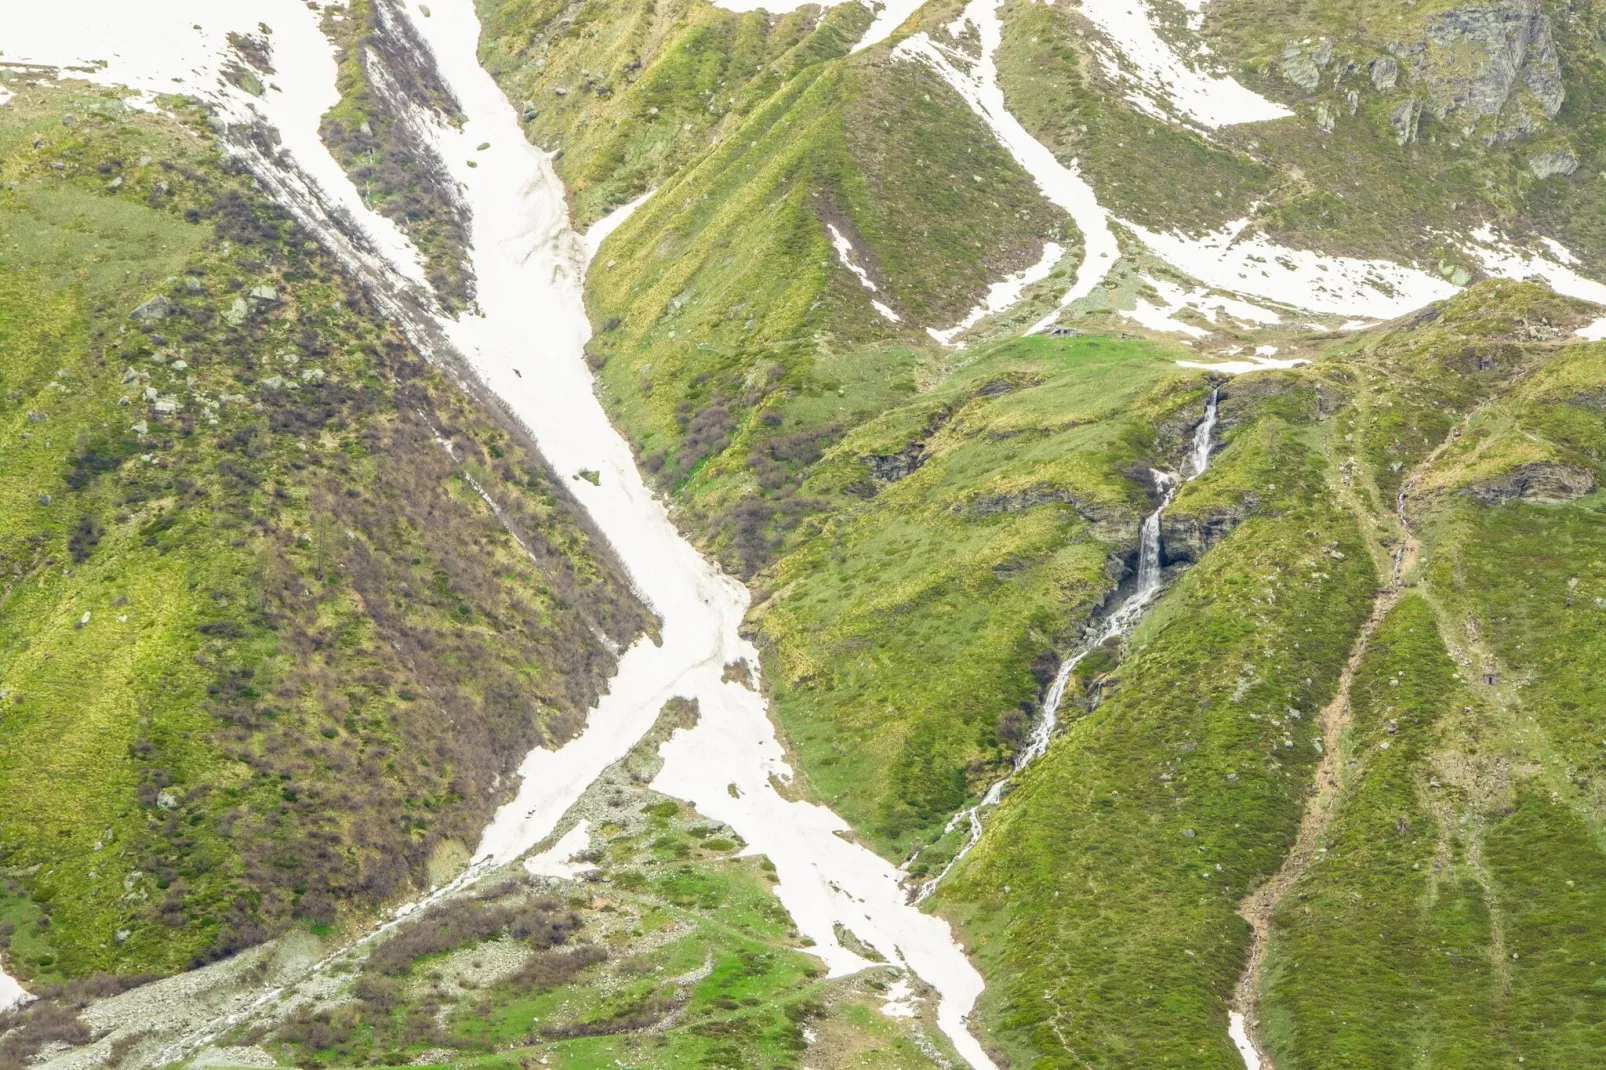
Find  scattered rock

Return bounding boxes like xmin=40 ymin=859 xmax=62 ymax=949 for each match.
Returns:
xmin=1528 ymin=150 xmax=1578 ymax=178
xmin=1390 ymin=98 xmax=1422 ymax=145
xmin=1370 ymin=55 xmax=1399 ymax=91
xmin=130 ymin=295 xmax=173 ymax=322
xmin=156 ymin=790 xmax=179 ymax=810
xmin=1280 ymin=43 xmax=1322 ymax=92
xmin=224 ymin=296 xmax=248 ymax=325
xmin=869 ymin=443 xmax=926 ymax=483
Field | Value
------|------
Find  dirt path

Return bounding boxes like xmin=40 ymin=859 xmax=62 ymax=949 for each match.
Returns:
xmin=1228 ymin=419 xmax=1462 ymax=1068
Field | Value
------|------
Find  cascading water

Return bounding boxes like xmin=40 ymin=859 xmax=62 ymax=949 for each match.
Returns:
xmin=915 ymin=388 xmax=1220 ymax=901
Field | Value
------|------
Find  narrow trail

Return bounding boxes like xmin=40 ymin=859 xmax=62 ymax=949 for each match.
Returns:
xmin=1228 ymin=417 xmax=1464 ymax=1069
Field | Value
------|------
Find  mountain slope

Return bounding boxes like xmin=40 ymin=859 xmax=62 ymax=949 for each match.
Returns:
xmin=4 ymin=0 xmax=1606 ymax=1067
xmin=0 ymin=82 xmax=646 ymax=994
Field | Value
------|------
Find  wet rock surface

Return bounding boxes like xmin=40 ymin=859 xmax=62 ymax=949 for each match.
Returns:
xmin=1466 ymin=461 xmax=1597 ymax=504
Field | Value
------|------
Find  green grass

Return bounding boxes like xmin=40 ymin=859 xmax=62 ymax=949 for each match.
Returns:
xmin=0 ymin=83 xmax=645 ymax=984
xmin=1258 ymin=596 xmax=1510 ymax=1067
xmin=757 ymin=336 xmax=1205 ymax=853
xmin=935 ymin=382 xmax=1378 ymax=1068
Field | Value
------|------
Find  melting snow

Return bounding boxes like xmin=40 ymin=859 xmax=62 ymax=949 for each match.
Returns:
xmin=928 ymin=241 xmax=1063 ymax=344
xmin=582 ymin=188 xmax=654 ymax=263
xmin=1120 ymin=274 xmax=1282 ymax=339
xmin=1076 ymin=0 xmax=1292 ymax=128
xmin=881 ymin=976 xmax=922 ymax=1018
xmin=1229 ymin=1010 xmax=1263 ymax=1070
xmin=895 ymin=4 xmax=1119 ymax=335
xmin=1126 ymin=217 xmax=1459 ymax=319
xmin=3 ymin=0 xmax=430 ymax=290
xmin=1463 ymin=226 xmax=1606 ymax=307
xmin=1175 ymin=354 xmax=1306 ymax=374
xmin=854 ymin=0 xmax=929 ymax=53
xmin=523 ymin=820 xmax=598 ymax=879
xmin=828 ymin=222 xmax=901 ymax=323
xmin=1578 ymin=317 xmax=1606 ymax=341
xmin=0 ymin=967 xmax=26 ymax=1013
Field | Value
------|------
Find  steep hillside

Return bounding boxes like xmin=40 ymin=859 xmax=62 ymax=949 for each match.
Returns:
xmin=0 ymin=82 xmax=646 ymax=996
xmin=5 ymin=0 xmax=1606 ymax=1067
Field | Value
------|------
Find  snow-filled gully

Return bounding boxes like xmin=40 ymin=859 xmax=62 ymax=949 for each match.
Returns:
xmin=2 ymin=1 xmax=996 ymax=1064
xmin=912 ymin=389 xmax=1219 ymax=901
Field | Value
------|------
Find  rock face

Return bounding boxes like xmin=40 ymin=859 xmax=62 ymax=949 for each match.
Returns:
xmin=1370 ymin=55 xmax=1400 ymax=91
xmin=1407 ymin=0 xmax=1563 ymax=144
xmin=1391 ymin=98 xmax=1422 ymax=145
xmin=1467 ymin=462 xmax=1597 ymax=504
xmin=968 ymin=487 xmax=1135 ymax=543
xmin=1159 ymin=506 xmax=1249 ymax=564
xmin=1281 ymin=43 xmax=1322 ymax=91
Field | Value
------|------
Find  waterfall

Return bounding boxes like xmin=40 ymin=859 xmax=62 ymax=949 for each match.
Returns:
xmin=1190 ymin=386 xmax=1220 ymax=479
xmin=914 ymin=387 xmax=1220 ymax=900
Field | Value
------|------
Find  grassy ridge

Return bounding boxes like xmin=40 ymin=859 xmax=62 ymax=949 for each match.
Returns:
xmin=0 ymin=84 xmax=645 ymax=984
xmin=755 ymin=336 xmax=1205 ymax=854
xmin=1258 ymin=595 xmax=1511 ymax=1067
xmin=937 ymin=382 xmax=1377 ymax=1067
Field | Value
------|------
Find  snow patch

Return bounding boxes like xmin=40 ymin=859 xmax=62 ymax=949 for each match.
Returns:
xmin=2 ymin=0 xmax=431 ymax=290
xmin=0 ymin=965 xmax=28 ymax=1013
xmin=928 ymin=241 xmax=1063 ymax=344
xmin=895 ymin=3 xmax=1119 ymax=334
xmin=854 ymin=0 xmax=928 ymax=53
xmin=1463 ymin=226 xmax=1606 ymax=307
xmin=1127 ymin=217 xmax=1459 ymax=319
xmin=1229 ymin=1011 xmax=1262 ymax=1070
xmin=1119 ymin=276 xmax=1283 ymax=340
xmin=1578 ymin=317 xmax=1606 ymax=341
xmin=582 ymin=188 xmax=653 ymax=263
xmin=523 ymin=820 xmax=597 ymax=879
xmin=828 ymin=222 xmax=901 ymax=322
xmin=1076 ymin=0 xmax=1293 ymax=128
xmin=1175 ymin=354 xmax=1305 ymax=374
xmin=881 ymin=976 xmax=921 ymax=1018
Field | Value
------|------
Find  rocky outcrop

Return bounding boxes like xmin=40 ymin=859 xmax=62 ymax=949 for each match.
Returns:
xmin=1404 ymin=0 xmax=1563 ymax=144
xmin=968 ymin=486 xmax=1136 ymax=542
xmin=130 ymin=294 xmax=173 ymax=322
xmin=1528 ymin=150 xmax=1578 ymax=178
xmin=870 ymin=442 xmax=926 ymax=482
xmin=1159 ymin=505 xmax=1251 ymax=564
xmin=1466 ymin=462 xmax=1596 ymax=504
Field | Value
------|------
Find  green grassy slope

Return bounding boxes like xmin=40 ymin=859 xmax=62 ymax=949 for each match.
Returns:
xmin=1252 ymin=289 xmax=1606 ymax=1068
xmin=935 ymin=377 xmax=1378 ymax=1067
xmin=755 ymin=336 xmax=1211 ymax=855
xmin=465 ymin=0 xmax=1606 ymax=1059
xmin=0 ymin=84 xmax=647 ymax=987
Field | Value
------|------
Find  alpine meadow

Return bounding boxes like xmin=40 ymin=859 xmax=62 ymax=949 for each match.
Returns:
xmin=2 ymin=0 xmax=1605 ymax=1068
